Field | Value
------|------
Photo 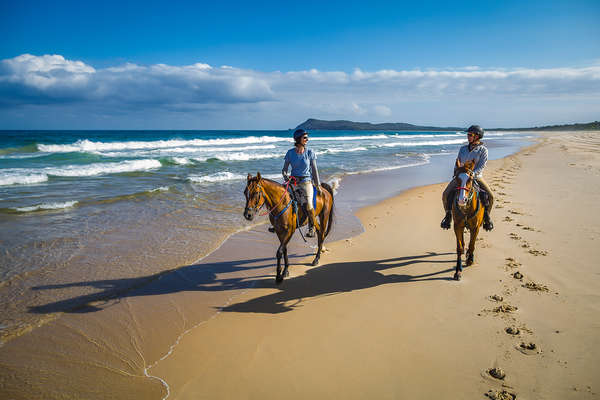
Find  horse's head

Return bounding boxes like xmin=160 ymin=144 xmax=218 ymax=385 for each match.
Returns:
xmin=455 ymin=159 xmax=475 ymax=209
xmin=243 ymin=172 xmax=265 ymax=221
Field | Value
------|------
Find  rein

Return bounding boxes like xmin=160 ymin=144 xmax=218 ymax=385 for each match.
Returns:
xmin=258 ymin=177 xmax=297 ymax=217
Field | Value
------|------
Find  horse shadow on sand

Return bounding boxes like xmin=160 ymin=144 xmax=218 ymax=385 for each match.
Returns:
xmin=28 ymin=251 xmax=454 ymax=315
xmin=219 ymin=251 xmax=455 ymax=314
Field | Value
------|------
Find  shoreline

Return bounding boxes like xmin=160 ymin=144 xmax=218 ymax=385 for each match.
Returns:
xmin=148 ymin=131 xmax=600 ymax=399
xmin=4 ymin=132 xmax=596 ymax=399
xmin=0 ymin=131 xmax=528 ymax=346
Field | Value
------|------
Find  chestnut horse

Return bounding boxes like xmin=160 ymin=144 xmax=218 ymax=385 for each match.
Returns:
xmin=452 ymin=160 xmax=484 ymax=280
xmin=243 ymin=172 xmax=335 ymax=283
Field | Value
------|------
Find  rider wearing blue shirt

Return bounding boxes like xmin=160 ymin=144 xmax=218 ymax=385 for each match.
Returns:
xmin=282 ymin=129 xmax=322 ymax=237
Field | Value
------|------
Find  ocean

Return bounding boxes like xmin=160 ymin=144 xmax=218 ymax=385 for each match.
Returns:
xmin=0 ymin=129 xmax=532 ymax=342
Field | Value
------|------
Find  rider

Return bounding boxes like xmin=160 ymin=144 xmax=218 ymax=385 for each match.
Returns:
xmin=441 ymin=125 xmax=494 ymax=231
xmin=282 ymin=129 xmax=322 ymax=237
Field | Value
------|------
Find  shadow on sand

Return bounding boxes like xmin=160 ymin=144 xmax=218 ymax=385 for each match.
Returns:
xmin=221 ymin=252 xmax=454 ymax=314
xmin=28 ymin=251 xmax=453 ymax=315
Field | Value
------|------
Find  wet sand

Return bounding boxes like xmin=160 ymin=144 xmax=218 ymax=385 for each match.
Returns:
xmin=2 ymin=132 xmax=599 ymax=399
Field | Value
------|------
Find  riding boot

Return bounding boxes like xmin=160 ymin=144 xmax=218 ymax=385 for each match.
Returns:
xmin=483 ymin=209 xmax=494 ymax=231
xmin=440 ymin=211 xmax=452 ymax=230
xmin=441 ymin=190 xmax=454 ymax=230
xmin=306 ymin=209 xmax=318 ymax=237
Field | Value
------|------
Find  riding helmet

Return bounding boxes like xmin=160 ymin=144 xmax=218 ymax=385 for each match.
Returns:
xmin=466 ymin=125 xmax=484 ymax=138
xmin=293 ymin=129 xmax=308 ymax=142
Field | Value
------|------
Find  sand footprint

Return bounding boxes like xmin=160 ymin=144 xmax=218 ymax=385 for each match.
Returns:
xmin=528 ymin=249 xmax=548 ymax=256
xmin=523 ymin=281 xmax=549 ymax=292
xmin=517 ymin=341 xmax=541 ymax=355
xmin=490 ymin=294 xmax=504 ymax=302
xmin=505 ymin=257 xmax=521 ymax=268
xmin=512 ymin=271 xmax=524 ymax=280
xmin=485 ymin=389 xmax=516 ymax=400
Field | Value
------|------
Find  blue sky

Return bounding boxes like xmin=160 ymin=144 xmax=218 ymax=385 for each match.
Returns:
xmin=1 ymin=0 xmax=599 ymax=129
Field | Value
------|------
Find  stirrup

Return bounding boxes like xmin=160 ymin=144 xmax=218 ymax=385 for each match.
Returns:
xmin=306 ymin=227 xmax=315 ymax=237
xmin=268 ymin=226 xmax=275 ymax=233
xmin=440 ymin=213 xmax=452 ymax=230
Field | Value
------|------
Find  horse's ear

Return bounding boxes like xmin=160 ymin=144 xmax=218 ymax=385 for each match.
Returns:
xmin=465 ymin=160 xmax=475 ymax=171
xmin=455 ymin=158 xmax=461 ymax=168
xmin=256 ymin=172 xmax=261 ymax=181
xmin=247 ymin=173 xmax=252 ymax=182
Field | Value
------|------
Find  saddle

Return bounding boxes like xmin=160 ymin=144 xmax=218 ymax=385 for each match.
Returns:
xmin=287 ymin=182 xmax=318 ymax=227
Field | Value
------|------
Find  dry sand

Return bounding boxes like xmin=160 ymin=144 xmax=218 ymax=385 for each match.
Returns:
xmin=148 ymin=132 xmax=600 ymax=399
xmin=1 ymin=132 xmax=599 ymax=399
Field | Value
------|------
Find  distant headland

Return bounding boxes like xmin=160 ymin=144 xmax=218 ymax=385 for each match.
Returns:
xmin=295 ymin=118 xmax=600 ymax=132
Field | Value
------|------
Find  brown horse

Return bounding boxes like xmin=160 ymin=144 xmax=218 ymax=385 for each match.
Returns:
xmin=243 ymin=172 xmax=335 ymax=284
xmin=452 ymin=160 xmax=485 ymax=280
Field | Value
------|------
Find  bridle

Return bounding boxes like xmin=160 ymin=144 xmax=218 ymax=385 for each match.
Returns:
xmin=245 ymin=178 xmax=296 ymax=217
xmin=455 ymin=172 xmax=475 ymax=206
xmin=244 ymin=182 xmax=266 ymax=214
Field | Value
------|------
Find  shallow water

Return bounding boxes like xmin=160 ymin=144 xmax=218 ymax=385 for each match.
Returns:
xmin=0 ymin=130 xmax=532 ymax=343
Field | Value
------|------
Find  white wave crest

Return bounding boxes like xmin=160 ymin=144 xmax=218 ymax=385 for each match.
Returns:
xmin=170 ymin=157 xmax=192 ymax=165
xmin=324 ymin=146 xmax=368 ymax=154
xmin=382 ymin=139 xmax=465 ymax=147
xmin=309 ymin=134 xmax=390 ymax=141
xmin=188 ymin=172 xmax=246 ymax=183
xmin=37 ymin=137 xmax=290 ymax=153
xmin=0 ymin=172 xmax=48 ymax=186
xmin=188 ymin=172 xmax=281 ymax=184
xmin=14 ymin=201 xmax=78 ymax=212
xmin=92 ymin=144 xmax=279 ymax=158
xmin=210 ymin=152 xmax=280 ymax=161
xmin=44 ymin=159 xmax=162 ymax=177
xmin=0 ymin=159 xmax=161 ymax=185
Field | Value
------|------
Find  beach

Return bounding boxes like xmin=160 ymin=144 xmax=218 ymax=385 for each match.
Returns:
xmin=1 ymin=131 xmax=599 ymax=399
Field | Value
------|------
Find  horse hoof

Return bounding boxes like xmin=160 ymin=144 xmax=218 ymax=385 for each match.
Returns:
xmin=275 ymin=276 xmax=283 ymax=284
xmin=311 ymin=259 xmax=319 ymax=266
xmin=283 ymin=270 xmax=289 ymax=277
xmin=453 ymin=272 xmax=461 ymax=281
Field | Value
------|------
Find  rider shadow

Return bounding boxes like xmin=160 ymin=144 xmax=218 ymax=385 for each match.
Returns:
xmin=221 ymin=252 xmax=454 ymax=315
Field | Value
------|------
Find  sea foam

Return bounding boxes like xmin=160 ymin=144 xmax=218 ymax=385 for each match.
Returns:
xmin=14 ymin=201 xmax=78 ymax=212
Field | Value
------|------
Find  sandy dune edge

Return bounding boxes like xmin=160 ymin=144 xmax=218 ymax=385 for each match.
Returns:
xmin=149 ymin=132 xmax=600 ymax=399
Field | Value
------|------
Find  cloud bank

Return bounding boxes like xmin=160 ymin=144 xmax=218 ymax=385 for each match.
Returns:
xmin=0 ymin=54 xmax=598 ymax=128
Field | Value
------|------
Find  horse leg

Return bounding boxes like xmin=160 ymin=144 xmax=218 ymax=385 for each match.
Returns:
xmin=454 ymin=223 xmax=465 ymax=281
xmin=466 ymin=224 xmax=480 ymax=267
xmin=278 ymin=228 xmax=294 ymax=283
xmin=312 ymin=212 xmax=327 ymax=266
xmin=275 ymin=243 xmax=284 ymax=284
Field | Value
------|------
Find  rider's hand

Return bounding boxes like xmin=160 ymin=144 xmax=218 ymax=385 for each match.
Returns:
xmin=316 ymin=186 xmax=323 ymax=195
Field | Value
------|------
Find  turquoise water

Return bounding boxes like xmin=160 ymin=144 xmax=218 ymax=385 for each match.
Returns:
xmin=0 ymin=129 xmax=532 ymax=341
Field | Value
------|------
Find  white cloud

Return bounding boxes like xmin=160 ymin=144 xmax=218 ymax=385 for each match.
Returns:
xmin=0 ymin=54 xmax=598 ymax=128
xmin=0 ymin=54 xmax=274 ymax=106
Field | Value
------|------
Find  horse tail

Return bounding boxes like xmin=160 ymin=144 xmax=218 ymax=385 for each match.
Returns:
xmin=321 ymin=182 xmax=335 ymax=238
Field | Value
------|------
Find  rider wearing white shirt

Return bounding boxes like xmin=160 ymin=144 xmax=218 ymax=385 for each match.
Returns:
xmin=441 ymin=125 xmax=495 ymax=231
